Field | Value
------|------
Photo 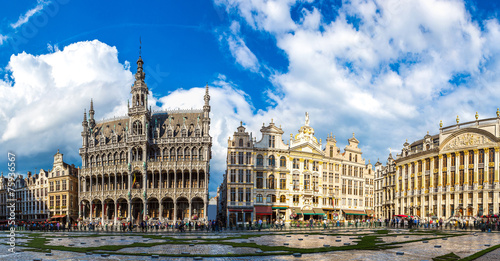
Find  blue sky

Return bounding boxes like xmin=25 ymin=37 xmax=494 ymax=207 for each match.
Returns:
xmin=2 ymin=0 xmax=500 ymax=197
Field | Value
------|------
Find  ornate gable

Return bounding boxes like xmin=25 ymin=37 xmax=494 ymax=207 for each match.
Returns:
xmin=440 ymin=129 xmax=497 ymax=152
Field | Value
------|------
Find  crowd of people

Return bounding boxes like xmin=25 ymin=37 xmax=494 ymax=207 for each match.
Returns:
xmin=3 ymin=216 xmax=499 ymax=233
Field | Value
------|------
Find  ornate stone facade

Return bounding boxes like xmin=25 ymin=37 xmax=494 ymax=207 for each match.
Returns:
xmin=78 ymin=55 xmax=212 ymax=225
xmin=220 ymin=114 xmax=374 ymax=227
xmin=48 ymin=150 xmax=79 ymax=224
xmin=393 ymin=112 xmax=500 ymax=219
xmin=0 ymin=170 xmax=49 ymax=222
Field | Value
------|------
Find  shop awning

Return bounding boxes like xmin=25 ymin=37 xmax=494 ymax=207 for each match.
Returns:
xmin=290 ymin=207 xmax=301 ymax=215
xmin=255 ymin=206 xmax=272 ymax=214
xmin=302 ymin=209 xmax=315 ymax=215
xmin=272 ymin=206 xmax=288 ymax=210
xmin=313 ymin=208 xmax=325 ymax=215
xmin=228 ymin=209 xmax=253 ymax=212
xmin=50 ymin=215 xmax=67 ymax=219
xmin=343 ymin=210 xmax=366 ymax=216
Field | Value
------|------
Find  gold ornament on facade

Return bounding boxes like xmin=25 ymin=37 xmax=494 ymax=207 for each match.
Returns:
xmin=440 ymin=120 xmax=443 ymax=128
xmin=497 ymin=108 xmax=500 ymax=117
xmin=475 ymin=112 xmax=479 ymax=120
xmin=456 ymin=115 xmax=460 ymax=124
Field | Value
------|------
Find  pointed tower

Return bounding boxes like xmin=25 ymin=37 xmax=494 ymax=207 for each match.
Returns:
xmin=128 ymin=51 xmax=150 ymax=141
xmin=88 ymin=99 xmax=95 ymax=129
xmin=202 ymin=84 xmax=211 ymax=137
xmin=81 ymin=109 xmax=89 ymax=148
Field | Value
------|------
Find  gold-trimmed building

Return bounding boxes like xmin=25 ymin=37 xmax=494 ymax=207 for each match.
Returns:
xmin=394 ymin=112 xmax=500 ymax=219
xmin=220 ymin=114 xmax=374 ymax=226
xmin=48 ymin=150 xmax=79 ymax=224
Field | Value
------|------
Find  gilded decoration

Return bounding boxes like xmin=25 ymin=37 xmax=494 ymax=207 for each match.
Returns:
xmin=442 ymin=133 xmax=495 ymax=151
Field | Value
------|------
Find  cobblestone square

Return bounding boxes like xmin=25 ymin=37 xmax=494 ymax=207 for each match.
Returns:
xmin=2 ymin=228 xmax=500 ymax=260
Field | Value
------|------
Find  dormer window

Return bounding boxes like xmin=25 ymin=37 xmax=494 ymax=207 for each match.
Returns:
xmin=268 ymin=136 xmax=275 ymax=148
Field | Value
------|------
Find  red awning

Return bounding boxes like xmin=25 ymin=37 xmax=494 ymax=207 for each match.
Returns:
xmin=51 ymin=215 xmax=67 ymax=219
xmin=255 ymin=206 xmax=272 ymax=214
xmin=228 ymin=209 xmax=253 ymax=212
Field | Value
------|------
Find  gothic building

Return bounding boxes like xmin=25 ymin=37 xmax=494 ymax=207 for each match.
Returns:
xmin=78 ymin=55 xmax=212 ymax=225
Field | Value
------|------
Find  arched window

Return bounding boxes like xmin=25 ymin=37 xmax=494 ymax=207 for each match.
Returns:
xmin=269 ymin=155 xmax=275 ymax=167
xmin=268 ymin=174 xmax=275 ymax=189
xmin=280 ymin=195 xmax=286 ymax=203
xmin=192 ymin=147 xmax=197 ymax=160
xmin=256 ymin=194 xmax=263 ymax=203
xmin=280 ymin=156 xmax=286 ymax=167
xmin=257 ymin=155 xmax=263 ymax=166
xmin=170 ymin=148 xmax=175 ymax=161
xmin=239 ymin=139 xmax=243 ymax=147
xmin=177 ymin=147 xmax=182 ymax=161
xmin=266 ymin=194 xmax=276 ymax=203
xmin=133 ymin=121 xmax=143 ymax=135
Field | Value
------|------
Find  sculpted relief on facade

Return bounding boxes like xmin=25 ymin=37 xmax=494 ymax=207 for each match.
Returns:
xmin=442 ymin=133 xmax=496 ymax=151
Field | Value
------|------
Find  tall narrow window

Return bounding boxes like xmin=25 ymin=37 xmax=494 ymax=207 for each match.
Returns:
xmin=269 ymin=155 xmax=275 ymax=167
xmin=256 ymin=172 xmax=263 ymax=188
xmin=257 ymin=155 xmax=263 ymax=166
xmin=280 ymin=173 xmax=286 ymax=189
xmin=268 ymin=174 xmax=275 ymax=189
xmin=304 ymin=174 xmax=310 ymax=190
xmin=280 ymin=156 xmax=286 ymax=167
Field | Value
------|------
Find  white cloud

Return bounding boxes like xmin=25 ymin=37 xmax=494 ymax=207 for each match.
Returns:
xmin=0 ymin=40 xmax=255 ymax=195
xmin=221 ymin=21 xmax=260 ymax=72
xmin=11 ymin=0 xmax=51 ymax=29
xmin=215 ymin=0 xmax=500 ymax=163
xmin=0 ymin=40 xmax=133 ymax=158
xmin=0 ymin=34 xmax=7 ymax=45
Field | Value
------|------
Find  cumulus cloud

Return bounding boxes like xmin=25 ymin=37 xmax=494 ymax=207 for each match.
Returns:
xmin=0 ymin=40 xmax=133 ymax=159
xmin=11 ymin=0 xmax=52 ymax=29
xmin=215 ymin=0 xmax=500 ymax=163
xmin=0 ymin=40 xmax=256 ymax=195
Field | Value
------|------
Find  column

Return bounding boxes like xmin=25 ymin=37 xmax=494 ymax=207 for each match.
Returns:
xmin=159 ymin=202 xmax=163 ymax=221
xmin=143 ymin=198 xmax=148 ymax=221
xmin=189 ymin=199 xmax=192 ymax=220
xmin=494 ymin=147 xmax=499 ymax=214
xmin=78 ymin=178 xmax=82 ymax=218
xmin=475 ymin=150 xmax=479 ymax=185
xmin=128 ymin=200 xmax=131 ymax=223
xmin=128 ymin=172 xmax=132 ymax=222
xmin=101 ymin=200 xmax=105 ymax=223
xmin=113 ymin=203 xmax=117 ymax=226
xmin=485 ymin=150 xmax=489 ymax=185
xmin=189 ymin=170 xmax=192 ymax=194
xmin=173 ymin=201 xmax=177 ymax=222
xmin=495 ymin=147 xmax=500 ymax=184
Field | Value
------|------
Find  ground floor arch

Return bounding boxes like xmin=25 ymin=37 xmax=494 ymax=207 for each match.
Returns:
xmin=131 ymin=198 xmax=144 ymax=224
